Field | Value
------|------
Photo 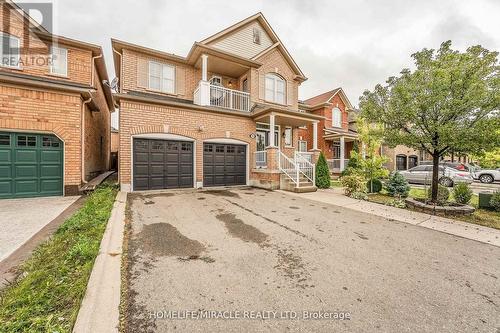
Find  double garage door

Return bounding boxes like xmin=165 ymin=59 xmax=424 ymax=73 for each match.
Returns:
xmin=133 ymin=138 xmax=246 ymax=190
xmin=0 ymin=132 xmax=63 ymax=199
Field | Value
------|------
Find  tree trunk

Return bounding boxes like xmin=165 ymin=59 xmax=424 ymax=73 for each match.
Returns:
xmin=431 ymin=153 xmax=440 ymax=202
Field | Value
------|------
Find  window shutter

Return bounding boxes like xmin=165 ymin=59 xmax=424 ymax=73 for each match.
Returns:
xmin=287 ymin=81 xmax=294 ymax=106
xmin=175 ymin=66 xmax=185 ymax=96
xmin=137 ymin=57 xmax=149 ymax=88
xmin=259 ymin=73 xmax=265 ymax=100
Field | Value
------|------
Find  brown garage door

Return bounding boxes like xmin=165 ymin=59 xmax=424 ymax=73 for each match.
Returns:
xmin=203 ymin=143 xmax=246 ymax=187
xmin=133 ymin=139 xmax=193 ymax=190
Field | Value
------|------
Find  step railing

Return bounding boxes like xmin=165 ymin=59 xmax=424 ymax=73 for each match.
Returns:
xmin=277 ymin=150 xmax=299 ymax=186
xmin=294 ymin=152 xmax=315 ymax=186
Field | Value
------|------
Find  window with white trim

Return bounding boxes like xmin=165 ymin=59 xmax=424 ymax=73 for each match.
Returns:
xmin=298 ymin=140 xmax=307 ymax=152
xmin=284 ymin=127 xmax=293 ymax=146
xmin=210 ymin=76 xmax=222 ymax=86
xmin=332 ymin=107 xmax=342 ymax=127
xmin=0 ymin=33 xmax=20 ymax=68
xmin=265 ymin=73 xmax=285 ymax=104
xmin=49 ymin=46 xmax=68 ymax=76
xmin=149 ymin=61 xmax=175 ymax=94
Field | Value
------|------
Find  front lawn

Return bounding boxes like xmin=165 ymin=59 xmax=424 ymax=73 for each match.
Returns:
xmin=0 ymin=183 xmax=118 ymax=332
xmin=366 ymin=187 xmax=499 ymax=230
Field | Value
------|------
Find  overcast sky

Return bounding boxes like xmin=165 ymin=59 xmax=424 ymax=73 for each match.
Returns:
xmin=20 ymin=0 xmax=500 ymax=106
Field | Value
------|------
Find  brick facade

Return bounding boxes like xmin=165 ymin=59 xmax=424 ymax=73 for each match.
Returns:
xmin=0 ymin=2 xmax=113 ymax=195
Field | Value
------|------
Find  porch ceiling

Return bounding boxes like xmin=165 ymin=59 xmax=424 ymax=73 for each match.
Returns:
xmin=194 ymin=55 xmax=249 ymax=77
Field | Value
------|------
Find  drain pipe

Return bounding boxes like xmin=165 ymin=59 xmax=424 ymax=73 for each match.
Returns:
xmin=81 ymin=96 xmax=92 ymax=184
xmin=91 ymin=54 xmax=103 ymax=88
xmin=112 ymin=47 xmax=123 ymax=93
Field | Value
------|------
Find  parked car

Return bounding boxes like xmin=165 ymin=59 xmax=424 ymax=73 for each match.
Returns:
xmin=471 ymin=167 xmax=500 ymax=183
xmin=399 ymin=165 xmax=473 ymax=187
xmin=419 ymin=161 xmax=469 ymax=171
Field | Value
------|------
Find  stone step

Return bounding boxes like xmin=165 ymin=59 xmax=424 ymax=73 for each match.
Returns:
xmin=293 ymin=185 xmax=317 ymax=193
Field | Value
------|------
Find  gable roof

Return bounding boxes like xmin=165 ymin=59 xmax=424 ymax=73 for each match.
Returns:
xmin=200 ymin=12 xmax=306 ymax=81
xmin=303 ymin=87 xmax=354 ymax=110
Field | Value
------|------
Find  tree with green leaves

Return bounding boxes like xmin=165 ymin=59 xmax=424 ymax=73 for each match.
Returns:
xmin=360 ymin=41 xmax=500 ymax=202
xmin=315 ymin=152 xmax=331 ymax=189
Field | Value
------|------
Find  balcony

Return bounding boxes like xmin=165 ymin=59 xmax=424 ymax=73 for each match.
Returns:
xmin=194 ymin=81 xmax=250 ymax=112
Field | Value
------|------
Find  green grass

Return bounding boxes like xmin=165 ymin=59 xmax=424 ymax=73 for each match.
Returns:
xmin=330 ymin=180 xmax=342 ymax=188
xmin=0 ymin=183 xmax=118 ymax=333
xmin=367 ymin=187 xmax=499 ymax=230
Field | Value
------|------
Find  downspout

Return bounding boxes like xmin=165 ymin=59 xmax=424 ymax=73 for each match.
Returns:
xmin=81 ymin=96 xmax=92 ymax=184
xmin=112 ymin=47 xmax=123 ymax=93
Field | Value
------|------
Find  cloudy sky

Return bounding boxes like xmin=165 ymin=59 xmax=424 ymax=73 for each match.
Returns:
xmin=20 ymin=0 xmax=500 ymax=106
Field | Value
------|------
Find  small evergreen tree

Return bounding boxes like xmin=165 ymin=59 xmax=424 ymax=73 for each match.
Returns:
xmin=386 ymin=172 xmax=410 ymax=198
xmin=315 ymin=152 xmax=331 ymax=189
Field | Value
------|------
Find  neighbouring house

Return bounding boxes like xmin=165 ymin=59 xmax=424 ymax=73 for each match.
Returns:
xmin=110 ymin=127 xmax=119 ymax=171
xmin=0 ymin=0 xmax=115 ymax=198
xmin=112 ymin=12 xmax=324 ymax=193
xmin=298 ymin=88 xmax=358 ymax=174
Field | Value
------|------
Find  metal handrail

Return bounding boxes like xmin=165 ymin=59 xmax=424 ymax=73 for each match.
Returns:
xmin=278 ymin=151 xmax=298 ymax=185
xmin=294 ymin=152 xmax=315 ymax=186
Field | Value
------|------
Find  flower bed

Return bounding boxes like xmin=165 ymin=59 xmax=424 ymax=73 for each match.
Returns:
xmin=405 ymin=197 xmax=475 ymax=216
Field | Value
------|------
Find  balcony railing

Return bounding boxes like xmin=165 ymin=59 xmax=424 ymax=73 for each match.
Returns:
xmin=327 ymin=159 xmax=349 ymax=172
xmin=193 ymin=81 xmax=250 ymax=112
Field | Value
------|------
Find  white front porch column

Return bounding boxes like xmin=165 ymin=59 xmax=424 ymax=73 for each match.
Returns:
xmin=268 ymin=113 xmax=276 ymax=147
xmin=340 ymin=136 xmax=345 ymax=171
xmin=201 ymin=54 xmax=208 ymax=81
xmin=312 ymin=121 xmax=318 ymax=150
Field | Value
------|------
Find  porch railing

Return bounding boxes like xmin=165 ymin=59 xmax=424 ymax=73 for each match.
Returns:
xmin=294 ymin=152 xmax=315 ymax=186
xmin=255 ymin=151 xmax=267 ymax=168
xmin=327 ymin=159 xmax=349 ymax=172
xmin=277 ymin=151 xmax=299 ymax=185
xmin=295 ymin=151 xmax=313 ymax=163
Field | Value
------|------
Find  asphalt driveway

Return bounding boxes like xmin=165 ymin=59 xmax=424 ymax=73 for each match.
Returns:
xmin=0 ymin=196 xmax=79 ymax=262
xmin=124 ymin=188 xmax=500 ymax=333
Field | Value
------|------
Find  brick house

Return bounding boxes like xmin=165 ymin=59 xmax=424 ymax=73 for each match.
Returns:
xmin=298 ymin=88 xmax=358 ymax=174
xmin=0 ymin=0 xmax=115 ymax=198
xmin=112 ymin=13 xmax=324 ymax=192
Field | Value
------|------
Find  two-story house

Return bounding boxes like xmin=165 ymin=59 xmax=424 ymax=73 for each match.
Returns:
xmin=298 ymin=88 xmax=358 ymax=174
xmin=113 ymin=13 xmax=323 ymax=192
xmin=0 ymin=0 xmax=114 ymax=198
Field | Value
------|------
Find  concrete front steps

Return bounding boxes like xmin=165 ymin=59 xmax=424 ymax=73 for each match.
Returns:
xmin=280 ymin=174 xmax=317 ymax=193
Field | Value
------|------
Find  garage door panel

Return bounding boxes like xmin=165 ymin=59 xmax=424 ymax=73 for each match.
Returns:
xmin=15 ymin=180 xmax=38 ymax=195
xmin=134 ymin=177 xmax=149 ymax=191
xmin=0 ymin=165 xmax=11 ymax=178
xmin=134 ymin=165 xmax=149 ymax=176
xmin=40 ymin=150 xmax=61 ymax=163
xmin=0 ymin=181 xmax=12 ymax=197
xmin=0 ymin=150 xmax=11 ymax=163
xmin=166 ymin=176 xmax=179 ymax=188
xmin=15 ymin=165 xmax=37 ymax=178
xmin=16 ymin=150 xmax=37 ymax=163
xmin=150 ymin=153 xmax=164 ymax=163
xmin=40 ymin=179 xmax=62 ymax=193
xmin=149 ymin=164 xmax=164 ymax=176
xmin=135 ymin=152 xmax=149 ymax=163
xmin=40 ymin=165 xmax=61 ymax=178
xmin=149 ymin=177 xmax=165 ymax=189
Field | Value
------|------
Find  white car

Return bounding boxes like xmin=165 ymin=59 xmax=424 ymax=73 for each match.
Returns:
xmin=399 ymin=165 xmax=473 ymax=187
xmin=471 ymin=168 xmax=500 ymax=183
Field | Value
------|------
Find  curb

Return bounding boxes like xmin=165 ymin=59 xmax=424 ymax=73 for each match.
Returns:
xmin=73 ymin=191 xmax=127 ymax=333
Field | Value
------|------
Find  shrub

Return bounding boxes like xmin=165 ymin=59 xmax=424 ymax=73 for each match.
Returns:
xmin=341 ymin=174 xmax=366 ymax=196
xmin=366 ymin=179 xmax=382 ymax=193
xmin=341 ymin=153 xmax=362 ymax=176
xmin=490 ymin=191 xmax=500 ymax=212
xmin=427 ymin=185 xmax=450 ymax=203
xmin=387 ymin=198 xmax=406 ymax=208
xmin=351 ymin=191 xmax=368 ymax=200
xmin=385 ymin=172 xmax=410 ymax=198
xmin=315 ymin=152 xmax=331 ymax=189
xmin=453 ymin=183 xmax=473 ymax=205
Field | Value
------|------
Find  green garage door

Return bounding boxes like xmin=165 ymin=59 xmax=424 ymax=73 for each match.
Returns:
xmin=0 ymin=132 xmax=63 ymax=199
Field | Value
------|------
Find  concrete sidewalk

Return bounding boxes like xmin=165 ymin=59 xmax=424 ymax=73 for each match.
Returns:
xmin=282 ymin=188 xmax=500 ymax=247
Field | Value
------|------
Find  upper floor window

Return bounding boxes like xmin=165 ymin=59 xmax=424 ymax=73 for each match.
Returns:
xmin=265 ymin=73 xmax=285 ymax=104
xmin=50 ymin=46 xmax=68 ymax=76
xmin=253 ymin=27 xmax=261 ymax=45
xmin=332 ymin=107 xmax=342 ymax=127
xmin=0 ymin=33 xmax=20 ymax=68
xmin=149 ymin=61 xmax=175 ymax=94
xmin=210 ymin=76 xmax=222 ymax=86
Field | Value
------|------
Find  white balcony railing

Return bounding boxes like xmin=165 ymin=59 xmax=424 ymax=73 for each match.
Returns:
xmin=295 ymin=151 xmax=313 ymax=163
xmin=255 ymin=151 xmax=267 ymax=168
xmin=193 ymin=81 xmax=250 ymax=112
xmin=327 ymin=159 xmax=349 ymax=172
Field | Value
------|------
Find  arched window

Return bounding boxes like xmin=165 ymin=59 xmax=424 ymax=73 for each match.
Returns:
xmin=265 ymin=73 xmax=285 ymax=104
xmin=332 ymin=107 xmax=342 ymax=127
